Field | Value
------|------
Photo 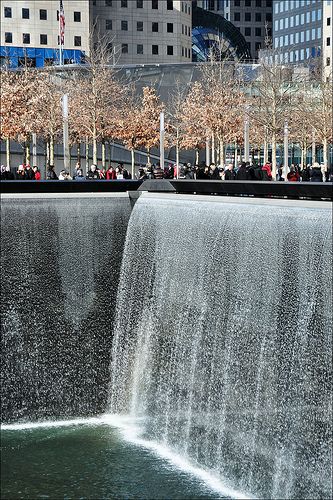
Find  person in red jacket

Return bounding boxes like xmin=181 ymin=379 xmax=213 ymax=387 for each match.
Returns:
xmin=32 ymin=166 xmax=41 ymax=180
xmin=106 ymin=165 xmax=117 ymax=180
xmin=262 ymin=162 xmax=273 ymax=181
xmin=287 ymin=166 xmax=300 ymax=182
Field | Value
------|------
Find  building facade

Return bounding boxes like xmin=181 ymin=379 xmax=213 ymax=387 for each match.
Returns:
xmin=322 ymin=0 xmax=332 ymax=81
xmin=223 ymin=0 xmax=273 ymax=60
xmin=92 ymin=0 xmax=192 ymax=64
xmin=0 ymin=0 xmax=90 ymax=67
xmin=195 ymin=0 xmax=224 ymax=14
xmin=272 ymin=0 xmax=324 ymax=66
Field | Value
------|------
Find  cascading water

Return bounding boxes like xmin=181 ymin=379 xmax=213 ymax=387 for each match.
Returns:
xmin=109 ymin=193 xmax=332 ymax=500
xmin=1 ymin=194 xmax=132 ymax=422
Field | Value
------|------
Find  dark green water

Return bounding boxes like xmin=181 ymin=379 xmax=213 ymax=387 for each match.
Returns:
xmin=1 ymin=423 xmax=222 ymax=500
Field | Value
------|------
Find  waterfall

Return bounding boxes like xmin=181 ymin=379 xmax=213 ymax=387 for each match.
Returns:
xmin=109 ymin=193 xmax=332 ymax=499
xmin=1 ymin=194 xmax=132 ymax=423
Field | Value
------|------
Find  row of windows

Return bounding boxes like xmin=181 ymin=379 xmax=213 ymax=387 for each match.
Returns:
xmin=233 ymin=0 xmax=272 ymax=6
xmin=3 ymin=7 xmax=82 ymax=22
xmin=234 ymin=12 xmax=272 ymax=22
xmin=274 ymin=27 xmax=323 ymax=47
xmin=274 ymin=46 xmax=322 ymax=64
xmin=98 ymin=0 xmax=179 ymax=11
xmin=274 ymin=0 xmax=319 ymax=15
xmin=274 ymin=9 xmax=322 ymax=32
xmin=4 ymin=32 xmax=82 ymax=46
xmin=116 ymin=43 xmax=191 ymax=57
xmin=104 ymin=20 xmax=190 ymax=35
xmin=243 ymin=27 xmax=264 ymax=37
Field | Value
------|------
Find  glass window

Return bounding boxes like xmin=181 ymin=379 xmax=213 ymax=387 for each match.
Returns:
xmin=327 ymin=57 xmax=331 ymax=66
xmin=327 ymin=17 xmax=331 ymax=26
xmin=326 ymin=37 xmax=330 ymax=47
xmin=280 ymin=35 xmax=284 ymax=46
xmin=285 ymin=17 xmax=289 ymax=28
xmin=106 ymin=19 xmax=112 ymax=30
xmin=152 ymin=22 xmax=158 ymax=32
xmin=317 ymin=9 xmax=321 ymax=21
xmin=290 ymin=15 xmax=294 ymax=27
xmin=300 ymin=13 xmax=304 ymax=24
xmin=306 ymin=11 xmax=310 ymax=22
xmin=4 ymin=6 xmax=12 ymax=17
xmin=235 ymin=0 xmax=241 ymax=5
xmin=5 ymin=32 xmax=12 ymax=43
xmin=152 ymin=44 xmax=158 ymax=54
xmin=121 ymin=20 xmax=128 ymax=30
xmin=255 ymin=27 xmax=261 ymax=36
xmin=105 ymin=0 xmax=112 ymax=4
xmin=40 ymin=9 xmax=47 ymax=20
xmin=311 ymin=10 xmax=316 ymax=22
xmin=74 ymin=36 xmax=81 ymax=46
xmin=295 ymin=14 xmax=299 ymax=25
xmin=300 ymin=48 xmax=304 ymax=59
xmin=306 ymin=29 xmax=310 ymax=41
xmin=256 ymin=0 xmax=261 ymax=5
xmin=137 ymin=44 xmax=143 ymax=54
xmin=74 ymin=11 xmax=81 ymax=22
xmin=255 ymin=42 xmax=261 ymax=51
xmin=306 ymin=47 xmax=310 ymax=58
xmin=245 ymin=12 xmax=251 ymax=21
xmin=274 ymin=1 xmax=279 ymax=13
xmin=167 ymin=45 xmax=173 ymax=55
xmin=295 ymin=0 xmax=299 ymax=6
xmin=245 ymin=27 xmax=251 ymax=36
xmin=280 ymin=19 xmax=283 ymax=29
xmin=167 ymin=23 xmax=173 ymax=33
xmin=234 ymin=12 xmax=240 ymax=21
xmin=245 ymin=0 xmax=251 ymax=5
xmin=122 ymin=43 xmax=128 ymax=53
xmin=275 ymin=20 xmax=279 ymax=31
xmin=301 ymin=0 xmax=305 ymax=5
xmin=289 ymin=50 xmax=293 ymax=62
xmin=301 ymin=31 xmax=305 ymax=42
xmin=284 ymin=34 xmax=289 ymax=45
xmin=295 ymin=32 xmax=299 ymax=43
xmin=274 ymin=37 xmax=279 ymax=48
xmin=152 ymin=0 xmax=158 ymax=9
xmin=255 ymin=13 xmax=261 ymax=22
xmin=23 ymin=33 xmax=30 ymax=44
xmin=121 ymin=0 xmax=127 ymax=6
xmin=317 ymin=27 xmax=321 ymax=39
xmin=295 ymin=49 xmax=299 ymax=61
xmin=40 ymin=34 xmax=47 ymax=45
xmin=167 ymin=0 xmax=173 ymax=9
xmin=22 ymin=8 xmax=29 ymax=19
xmin=280 ymin=1 xmax=284 ymax=12
xmin=290 ymin=0 xmax=294 ymax=7
xmin=285 ymin=0 xmax=289 ymax=9
xmin=290 ymin=33 xmax=294 ymax=44
xmin=137 ymin=0 xmax=143 ymax=7
xmin=137 ymin=21 xmax=143 ymax=31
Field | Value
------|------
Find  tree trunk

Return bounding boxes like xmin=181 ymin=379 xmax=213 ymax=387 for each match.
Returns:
xmin=147 ymin=148 xmax=151 ymax=165
xmin=46 ymin=140 xmax=50 ymax=167
xmin=77 ymin=143 xmax=81 ymax=163
xmin=6 ymin=137 xmax=10 ymax=169
xmin=234 ymin=141 xmax=237 ymax=168
xmin=312 ymin=130 xmax=316 ymax=164
xmin=93 ymin=136 xmax=97 ymax=165
xmin=206 ymin=136 xmax=210 ymax=166
xmin=131 ymin=148 xmax=135 ymax=179
xmin=301 ymin=141 xmax=307 ymax=169
xmin=219 ymin=139 xmax=225 ymax=167
xmin=211 ymin=133 xmax=215 ymax=164
xmin=49 ymin=136 xmax=54 ymax=165
xmin=25 ymin=141 xmax=31 ymax=164
xmin=263 ymin=137 xmax=268 ymax=165
xmin=271 ymin=132 xmax=277 ymax=179
xmin=195 ymin=149 xmax=199 ymax=165
xmin=176 ymin=142 xmax=179 ymax=179
xmin=102 ymin=140 xmax=106 ymax=168
xmin=323 ymin=137 xmax=328 ymax=177
xmin=85 ymin=138 xmax=89 ymax=173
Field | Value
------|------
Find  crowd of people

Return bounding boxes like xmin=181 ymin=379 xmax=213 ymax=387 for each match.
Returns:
xmin=1 ymin=160 xmax=331 ymax=182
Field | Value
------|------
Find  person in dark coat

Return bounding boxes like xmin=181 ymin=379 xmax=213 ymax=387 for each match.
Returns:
xmin=153 ymin=164 xmax=164 ymax=179
xmin=209 ymin=163 xmax=220 ymax=180
xmin=236 ymin=162 xmax=248 ymax=180
xmin=3 ymin=166 xmax=15 ymax=180
xmin=46 ymin=165 xmax=58 ymax=180
xmin=86 ymin=164 xmax=100 ymax=180
xmin=24 ymin=164 xmax=34 ymax=180
xmin=310 ymin=162 xmax=323 ymax=182
xmin=300 ymin=166 xmax=310 ymax=182
xmin=224 ymin=164 xmax=236 ymax=180
xmin=16 ymin=165 xmax=26 ymax=180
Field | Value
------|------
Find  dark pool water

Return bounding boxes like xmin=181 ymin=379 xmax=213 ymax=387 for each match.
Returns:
xmin=1 ymin=423 xmax=223 ymax=500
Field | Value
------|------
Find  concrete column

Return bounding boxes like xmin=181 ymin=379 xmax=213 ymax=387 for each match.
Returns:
xmin=32 ymin=133 xmax=37 ymax=166
xmin=283 ymin=120 xmax=289 ymax=180
xmin=244 ymin=108 xmax=250 ymax=162
xmin=62 ymin=94 xmax=70 ymax=173
xmin=160 ymin=111 xmax=165 ymax=168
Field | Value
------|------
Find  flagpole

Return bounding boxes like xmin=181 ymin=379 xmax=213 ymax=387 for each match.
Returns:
xmin=59 ymin=0 xmax=63 ymax=66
